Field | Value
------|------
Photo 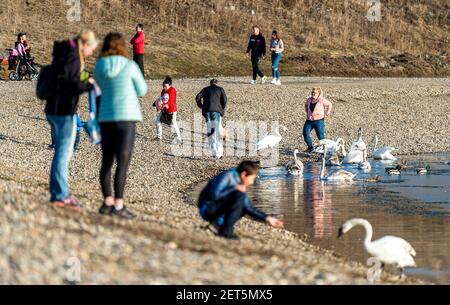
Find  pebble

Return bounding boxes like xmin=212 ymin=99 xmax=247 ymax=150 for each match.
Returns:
xmin=1 ymin=77 xmax=443 ymax=284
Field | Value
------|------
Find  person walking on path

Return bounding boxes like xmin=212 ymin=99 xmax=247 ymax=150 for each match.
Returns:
xmin=246 ymin=26 xmax=267 ymax=85
xmin=195 ymin=79 xmax=227 ymax=159
xmin=198 ymin=161 xmax=284 ymax=239
xmin=270 ymin=30 xmax=284 ymax=85
xmin=155 ymin=76 xmax=181 ymax=144
xmin=44 ymin=30 xmax=98 ymax=210
xmin=130 ymin=24 xmax=145 ymax=77
xmin=94 ymin=32 xmax=148 ymax=219
xmin=303 ymin=87 xmax=333 ymax=153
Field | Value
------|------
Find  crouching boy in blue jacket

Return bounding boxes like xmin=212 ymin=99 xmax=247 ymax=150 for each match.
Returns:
xmin=198 ymin=161 xmax=284 ymax=239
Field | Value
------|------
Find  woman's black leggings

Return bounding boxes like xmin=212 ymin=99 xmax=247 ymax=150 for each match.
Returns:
xmin=100 ymin=122 xmax=136 ymax=199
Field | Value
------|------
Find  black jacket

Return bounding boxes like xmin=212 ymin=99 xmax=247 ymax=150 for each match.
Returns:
xmin=195 ymin=84 xmax=227 ymax=117
xmin=246 ymin=33 xmax=266 ymax=58
xmin=44 ymin=40 xmax=92 ymax=116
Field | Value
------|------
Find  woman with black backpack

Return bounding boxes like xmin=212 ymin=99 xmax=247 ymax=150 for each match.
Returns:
xmin=44 ymin=30 xmax=98 ymax=211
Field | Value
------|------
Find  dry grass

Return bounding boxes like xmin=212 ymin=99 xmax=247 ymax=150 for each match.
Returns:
xmin=0 ymin=0 xmax=449 ymax=77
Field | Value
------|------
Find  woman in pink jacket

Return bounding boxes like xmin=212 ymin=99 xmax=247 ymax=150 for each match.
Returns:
xmin=303 ymin=87 xmax=333 ymax=152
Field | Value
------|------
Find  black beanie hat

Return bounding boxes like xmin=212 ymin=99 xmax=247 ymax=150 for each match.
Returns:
xmin=163 ymin=76 xmax=172 ymax=86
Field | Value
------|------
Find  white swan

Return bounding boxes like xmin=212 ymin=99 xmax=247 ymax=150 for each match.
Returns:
xmin=342 ymin=128 xmax=366 ymax=164
xmin=373 ymin=135 xmax=397 ymax=161
xmin=256 ymin=125 xmax=287 ymax=150
xmin=342 ymin=148 xmax=364 ymax=164
xmin=313 ymin=138 xmax=346 ymax=156
xmin=320 ymin=145 xmax=355 ymax=181
xmin=358 ymin=149 xmax=371 ymax=170
xmin=286 ymin=149 xmax=304 ymax=176
xmin=313 ymin=139 xmax=346 ymax=166
xmin=351 ymin=127 xmax=367 ymax=152
xmin=338 ymin=218 xmax=416 ymax=275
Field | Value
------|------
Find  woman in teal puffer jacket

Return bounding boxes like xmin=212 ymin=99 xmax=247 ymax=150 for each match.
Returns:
xmin=94 ymin=32 xmax=147 ymax=219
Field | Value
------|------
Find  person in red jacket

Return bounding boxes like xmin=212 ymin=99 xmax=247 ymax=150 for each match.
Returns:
xmin=155 ymin=76 xmax=181 ymax=144
xmin=130 ymin=23 xmax=145 ymax=76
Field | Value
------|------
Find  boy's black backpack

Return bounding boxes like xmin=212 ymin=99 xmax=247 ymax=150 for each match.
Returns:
xmin=36 ymin=65 xmax=56 ymax=100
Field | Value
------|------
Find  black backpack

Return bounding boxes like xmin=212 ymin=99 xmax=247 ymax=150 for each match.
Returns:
xmin=36 ymin=40 xmax=71 ymax=100
xmin=36 ymin=65 xmax=56 ymax=100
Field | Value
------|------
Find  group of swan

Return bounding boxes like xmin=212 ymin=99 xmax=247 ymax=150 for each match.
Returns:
xmin=262 ymin=126 xmax=402 ymax=182
xmin=258 ymin=125 xmax=396 ymax=165
xmin=338 ymin=218 xmax=416 ymax=277
xmin=258 ymin=124 xmax=420 ymax=279
xmin=283 ymin=151 xmax=417 ymax=279
xmin=284 ymin=143 xmax=356 ymax=181
xmin=320 ymin=144 xmax=356 ymax=181
xmin=315 ymin=129 xmax=397 ymax=166
xmin=287 ymin=149 xmax=418 ymax=278
xmin=267 ymin=127 xmax=417 ymax=279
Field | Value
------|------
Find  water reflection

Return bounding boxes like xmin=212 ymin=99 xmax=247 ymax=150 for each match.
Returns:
xmin=248 ymin=153 xmax=450 ymax=283
xmin=303 ymin=169 xmax=332 ymax=239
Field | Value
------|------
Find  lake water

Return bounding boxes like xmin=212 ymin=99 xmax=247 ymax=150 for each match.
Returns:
xmin=247 ymin=153 xmax=450 ymax=283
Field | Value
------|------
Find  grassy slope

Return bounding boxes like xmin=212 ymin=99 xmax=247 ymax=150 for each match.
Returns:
xmin=0 ymin=0 xmax=449 ymax=78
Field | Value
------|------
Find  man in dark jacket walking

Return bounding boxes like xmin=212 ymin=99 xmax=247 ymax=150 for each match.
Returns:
xmin=246 ymin=26 xmax=267 ymax=85
xmin=196 ymin=79 xmax=227 ymax=158
xmin=130 ymin=24 xmax=145 ymax=77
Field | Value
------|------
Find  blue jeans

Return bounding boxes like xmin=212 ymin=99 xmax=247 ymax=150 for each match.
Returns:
xmin=50 ymin=114 xmax=83 ymax=150
xmin=204 ymin=112 xmax=222 ymax=155
xmin=204 ymin=112 xmax=221 ymax=125
xmin=47 ymin=114 xmax=77 ymax=202
xmin=272 ymin=53 xmax=281 ymax=79
xmin=200 ymin=191 xmax=247 ymax=236
xmin=303 ymin=119 xmax=325 ymax=150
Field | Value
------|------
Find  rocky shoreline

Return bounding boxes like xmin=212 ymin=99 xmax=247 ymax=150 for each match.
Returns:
xmin=1 ymin=77 xmax=448 ymax=284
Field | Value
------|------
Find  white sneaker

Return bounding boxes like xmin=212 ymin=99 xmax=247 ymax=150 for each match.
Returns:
xmin=271 ymin=78 xmax=277 ymax=84
xmin=261 ymin=76 xmax=268 ymax=84
xmin=250 ymin=80 xmax=257 ymax=85
xmin=275 ymin=79 xmax=282 ymax=86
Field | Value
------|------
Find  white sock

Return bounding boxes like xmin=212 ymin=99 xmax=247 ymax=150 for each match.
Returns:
xmin=115 ymin=202 xmax=124 ymax=210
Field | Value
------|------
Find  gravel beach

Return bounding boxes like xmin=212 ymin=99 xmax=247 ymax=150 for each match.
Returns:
xmin=0 ymin=77 xmax=448 ymax=284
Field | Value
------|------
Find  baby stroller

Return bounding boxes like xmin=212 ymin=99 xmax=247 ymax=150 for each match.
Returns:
xmin=6 ymin=48 xmax=39 ymax=81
